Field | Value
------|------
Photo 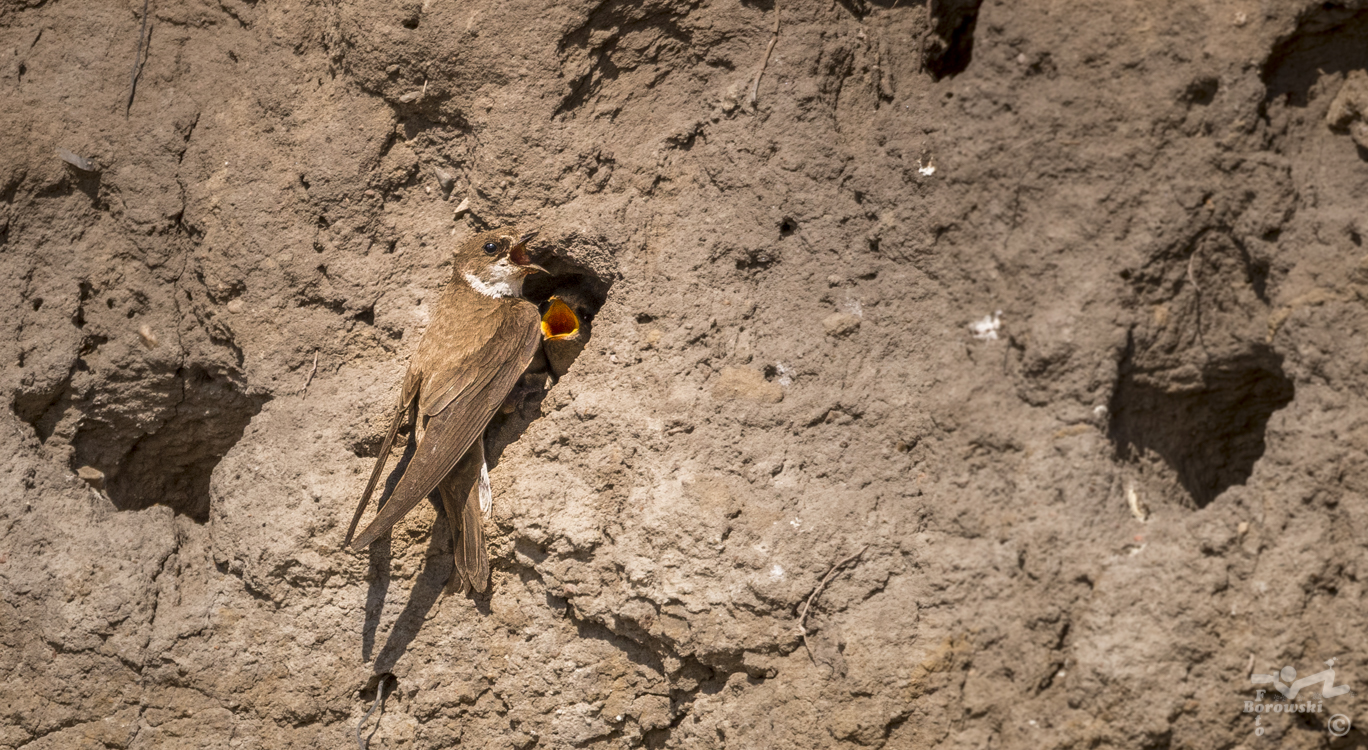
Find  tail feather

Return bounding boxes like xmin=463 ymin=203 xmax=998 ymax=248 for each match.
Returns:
xmin=437 ymin=439 xmax=490 ymax=593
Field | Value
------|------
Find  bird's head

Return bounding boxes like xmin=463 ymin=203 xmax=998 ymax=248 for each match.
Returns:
xmin=458 ymin=228 xmax=546 ymax=299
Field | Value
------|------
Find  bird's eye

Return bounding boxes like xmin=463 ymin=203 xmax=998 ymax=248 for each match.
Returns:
xmin=482 ymin=242 xmax=499 ymax=255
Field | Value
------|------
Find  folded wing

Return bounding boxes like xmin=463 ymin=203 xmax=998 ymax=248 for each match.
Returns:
xmin=349 ymin=302 xmax=541 ymax=550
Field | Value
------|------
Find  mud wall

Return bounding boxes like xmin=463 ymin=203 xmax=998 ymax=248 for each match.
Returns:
xmin=3 ymin=0 xmax=1368 ymax=747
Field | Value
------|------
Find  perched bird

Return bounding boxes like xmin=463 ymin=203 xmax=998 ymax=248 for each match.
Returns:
xmin=344 ymin=228 xmax=545 ymax=592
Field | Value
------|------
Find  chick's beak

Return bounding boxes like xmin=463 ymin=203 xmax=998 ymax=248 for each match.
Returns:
xmin=540 ymin=297 xmax=581 ymax=340
xmin=509 ymin=230 xmax=547 ymax=274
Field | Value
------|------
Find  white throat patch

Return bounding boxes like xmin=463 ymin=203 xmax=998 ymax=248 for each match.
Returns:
xmin=463 ymin=258 xmax=525 ymax=299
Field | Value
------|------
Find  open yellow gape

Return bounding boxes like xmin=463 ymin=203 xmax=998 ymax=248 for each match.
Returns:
xmin=540 ymin=296 xmax=585 ymax=377
xmin=540 ymin=297 xmax=580 ymax=340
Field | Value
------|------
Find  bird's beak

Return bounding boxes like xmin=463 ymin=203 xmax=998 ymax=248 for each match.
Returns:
xmin=540 ymin=297 xmax=581 ymax=340
xmin=509 ymin=231 xmax=546 ymax=274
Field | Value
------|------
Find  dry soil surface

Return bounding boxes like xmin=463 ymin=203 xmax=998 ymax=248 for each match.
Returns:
xmin=3 ymin=0 xmax=1368 ymax=748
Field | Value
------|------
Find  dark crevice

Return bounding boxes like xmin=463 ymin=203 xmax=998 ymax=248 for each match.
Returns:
xmin=1262 ymin=5 xmax=1368 ymax=109
xmin=1182 ymin=76 xmax=1219 ymax=106
xmin=11 ymin=335 xmax=269 ymax=522
xmin=71 ymin=366 xmax=269 ymax=522
xmin=1109 ymin=346 xmax=1293 ymax=508
xmin=923 ymin=0 xmax=983 ymax=80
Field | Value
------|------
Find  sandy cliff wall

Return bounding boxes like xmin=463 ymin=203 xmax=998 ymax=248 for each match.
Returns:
xmin=3 ymin=0 xmax=1368 ymax=747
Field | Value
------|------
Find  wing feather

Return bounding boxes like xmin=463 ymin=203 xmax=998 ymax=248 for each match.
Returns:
xmin=342 ymin=397 xmax=410 ymax=547
xmin=457 ymin=471 xmax=490 ymax=592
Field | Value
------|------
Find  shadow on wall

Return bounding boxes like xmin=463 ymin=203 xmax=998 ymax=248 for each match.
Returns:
xmin=1109 ymin=348 xmax=1294 ymax=508
xmin=1262 ymin=4 xmax=1368 ymax=108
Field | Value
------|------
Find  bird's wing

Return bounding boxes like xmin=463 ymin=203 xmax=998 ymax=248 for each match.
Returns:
xmin=341 ymin=340 xmax=428 ymax=547
xmin=413 ymin=301 xmax=519 ymax=418
xmin=349 ymin=301 xmax=541 ymax=550
xmin=342 ymin=396 xmax=410 ymax=547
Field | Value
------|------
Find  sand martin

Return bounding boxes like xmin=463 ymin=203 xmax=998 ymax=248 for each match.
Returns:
xmin=344 ymin=228 xmax=545 ymax=593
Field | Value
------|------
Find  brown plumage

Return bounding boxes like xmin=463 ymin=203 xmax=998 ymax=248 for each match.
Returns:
xmin=344 ymin=228 xmax=544 ymax=592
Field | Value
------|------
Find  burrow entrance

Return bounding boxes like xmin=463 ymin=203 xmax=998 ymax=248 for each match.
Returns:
xmin=1108 ymin=348 xmax=1294 ymax=508
xmin=486 ymin=238 xmax=613 ymax=468
xmin=922 ymin=0 xmax=984 ymax=80
xmin=12 ymin=338 xmax=267 ymax=523
xmin=1110 ymin=230 xmax=1294 ymax=508
xmin=1262 ymin=4 xmax=1368 ymax=110
xmin=73 ymin=367 xmax=267 ymax=521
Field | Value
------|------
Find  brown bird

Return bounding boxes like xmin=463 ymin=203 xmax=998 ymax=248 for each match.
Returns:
xmin=344 ymin=228 xmax=545 ymax=592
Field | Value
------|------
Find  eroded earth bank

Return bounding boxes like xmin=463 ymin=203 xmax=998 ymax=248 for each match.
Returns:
xmin=4 ymin=0 xmax=1368 ymax=747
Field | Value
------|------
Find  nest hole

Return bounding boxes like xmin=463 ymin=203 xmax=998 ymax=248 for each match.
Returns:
xmin=1262 ymin=6 xmax=1368 ymax=108
xmin=483 ymin=245 xmax=613 ymax=469
xmin=64 ymin=366 xmax=269 ymax=522
xmin=923 ymin=0 xmax=983 ymax=80
xmin=1109 ymin=350 xmax=1294 ymax=508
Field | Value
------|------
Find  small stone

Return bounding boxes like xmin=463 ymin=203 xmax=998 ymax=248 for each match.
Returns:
xmin=434 ymin=166 xmax=456 ymax=192
xmin=137 ymin=324 xmax=159 ymax=349
xmin=822 ymin=312 xmax=861 ymax=338
xmin=453 ymin=197 xmax=471 ymax=217
xmin=827 ymin=275 xmax=844 ymax=287
xmin=713 ymin=366 xmax=782 ymax=403
xmin=226 ymin=299 xmax=245 ymax=313
xmin=77 ymin=466 xmax=104 ymax=490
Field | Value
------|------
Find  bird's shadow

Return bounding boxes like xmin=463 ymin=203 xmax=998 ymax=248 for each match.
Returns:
xmin=361 ymin=421 xmax=417 ymax=663
xmin=371 ymin=524 xmax=453 ymax=675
